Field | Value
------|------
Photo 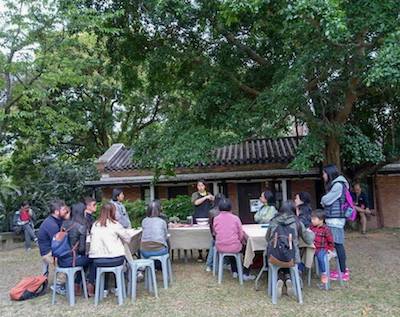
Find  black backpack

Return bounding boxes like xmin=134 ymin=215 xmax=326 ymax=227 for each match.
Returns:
xmin=267 ymin=223 xmax=297 ymax=268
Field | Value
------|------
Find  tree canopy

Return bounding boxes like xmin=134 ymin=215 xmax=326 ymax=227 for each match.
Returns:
xmin=1 ymin=0 xmax=400 ymax=191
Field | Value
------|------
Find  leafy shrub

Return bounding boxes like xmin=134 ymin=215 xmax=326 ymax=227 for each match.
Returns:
xmin=161 ymin=195 xmax=193 ymax=221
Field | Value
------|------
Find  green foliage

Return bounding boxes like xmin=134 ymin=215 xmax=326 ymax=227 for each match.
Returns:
xmin=161 ymin=195 xmax=193 ymax=221
xmin=340 ymin=126 xmax=385 ymax=168
xmin=290 ymin=133 xmax=326 ymax=172
xmin=124 ymin=200 xmax=147 ymax=229
xmin=108 ymin=195 xmax=193 ymax=228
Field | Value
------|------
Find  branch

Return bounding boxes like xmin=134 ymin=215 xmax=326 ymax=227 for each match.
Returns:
xmin=218 ymin=26 xmax=268 ymax=66
xmin=228 ymin=73 xmax=260 ymax=97
xmin=135 ymin=96 xmax=161 ymax=137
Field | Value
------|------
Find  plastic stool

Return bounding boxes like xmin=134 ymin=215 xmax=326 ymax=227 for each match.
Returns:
xmin=51 ymin=266 xmax=88 ymax=306
xmin=149 ymin=253 xmax=173 ymax=289
xmin=127 ymin=259 xmax=158 ymax=302
xmin=212 ymin=247 xmax=218 ymax=276
xmin=268 ymin=263 xmax=303 ymax=304
xmin=308 ymin=253 xmax=343 ymax=289
xmin=255 ymin=251 xmax=268 ymax=291
xmin=217 ymin=253 xmax=243 ymax=285
xmin=94 ymin=264 xmax=126 ymax=306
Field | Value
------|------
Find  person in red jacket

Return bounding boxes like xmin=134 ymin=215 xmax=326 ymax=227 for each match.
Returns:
xmin=310 ymin=209 xmax=335 ymax=286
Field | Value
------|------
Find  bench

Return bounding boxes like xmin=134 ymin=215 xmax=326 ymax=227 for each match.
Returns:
xmin=0 ymin=231 xmax=27 ymax=250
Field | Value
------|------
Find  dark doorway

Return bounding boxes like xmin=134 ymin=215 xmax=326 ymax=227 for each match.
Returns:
xmin=315 ymin=180 xmax=324 ymax=209
xmin=237 ymin=183 xmax=262 ymax=224
xmin=168 ymin=186 xmax=189 ymax=199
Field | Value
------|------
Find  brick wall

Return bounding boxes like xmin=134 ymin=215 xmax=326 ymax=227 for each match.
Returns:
xmin=375 ymin=175 xmax=400 ymax=228
xmin=290 ymin=180 xmax=317 ymax=209
xmin=227 ymin=183 xmax=239 ymax=215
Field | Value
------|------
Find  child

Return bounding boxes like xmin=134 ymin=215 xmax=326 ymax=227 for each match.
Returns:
xmin=213 ymin=198 xmax=255 ymax=281
xmin=310 ymin=209 xmax=335 ymax=286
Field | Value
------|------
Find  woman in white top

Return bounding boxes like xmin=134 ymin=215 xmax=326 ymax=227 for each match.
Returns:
xmin=88 ymin=203 xmax=136 ymax=289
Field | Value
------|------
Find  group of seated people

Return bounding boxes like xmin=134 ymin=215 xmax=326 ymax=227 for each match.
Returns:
xmin=203 ymin=164 xmax=356 ymax=297
xmin=35 ymin=164 xmax=365 ymax=301
xmin=37 ymin=190 xmax=169 ymax=298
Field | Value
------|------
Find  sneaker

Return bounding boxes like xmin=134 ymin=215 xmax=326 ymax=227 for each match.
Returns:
xmin=197 ymin=257 xmax=204 ymax=263
xmin=205 ymin=266 xmax=212 ymax=272
xmin=330 ymin=271 xmax=339 ymax=280
xmin=321 ymin=273 xmax=328 ymax=284
xmin=232 ymin=272 xmax=238 ymax=279
xmin=286 ymin=279 xmax=295 ymax=297
xmin=243 ymin=274 xmax=256 ymax=281
xmin=137 ymin=271 xmax=144 ymax=282
xmin=341 ymin=272 xmax=350 ymax=282
xmin=276 ymin=279 xmax=284 ymax=298
xmin=223 ymin=264 xmax=231 ymax=271
xmin=50 ymin=284 xmax=66 ymax=296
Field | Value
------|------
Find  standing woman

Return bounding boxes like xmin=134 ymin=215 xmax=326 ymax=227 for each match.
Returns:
xmin=321 ymin=164 xmax=350 ymax=281
xmin=110 ymin=188 xmax=132 ymax=229
xmin=191 ymin=180 xmax=214 ymax=262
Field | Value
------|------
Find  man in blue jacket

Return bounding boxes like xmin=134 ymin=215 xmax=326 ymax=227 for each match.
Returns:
xmin=38 ymin=199 xmax=69 ymax=294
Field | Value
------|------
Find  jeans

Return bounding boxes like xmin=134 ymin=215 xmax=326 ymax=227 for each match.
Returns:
xmin=141 ymin=247 xmax=169 ymax=259
xmin=315 ymin=249 xmax=327 ymax=273
xmin=206 ymin=240 xmax=215 ymax=268
xmin=58 ymin=255 xmax=91 ymax=284
xmin=334 ymin=243 xmax=346 ymax=273
xmin=23 ymin=223 xmax=37 ymax=250
xmin=88 ymin=256 xmax=125 ymax=284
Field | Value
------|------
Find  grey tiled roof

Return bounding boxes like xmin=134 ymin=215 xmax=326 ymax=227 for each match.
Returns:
xmin=104 ymin=137 xmax=301 ymax=172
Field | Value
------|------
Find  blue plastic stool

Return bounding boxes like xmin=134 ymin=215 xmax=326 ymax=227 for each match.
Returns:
xmin=212 ymin=247 xmax=218 ymax=276
xmin=94 ymin=264 xmax=126 ymax=306
xmin=217 ymin=253 xmax=243 ymax=285
xmin=51 ymin=266 xmax=88 ymax=306
xmin=268 ymin=263 xmax=303 ymax=304
xmin=308 ymin=253 xmax=344 ymax=289
xmin=127 ymin=259 xmax=158 ymax=302
xmin=255 ymin=251 xmax=268 ymax=290
xmin=149 ymin=253 xmax=173 ymax=289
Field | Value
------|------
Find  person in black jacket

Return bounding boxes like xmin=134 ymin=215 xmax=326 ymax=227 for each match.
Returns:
xmin=294 ymin=192 xmax=312 ymax=228
xmin=58 ymin=203 xmax=91 ymax=296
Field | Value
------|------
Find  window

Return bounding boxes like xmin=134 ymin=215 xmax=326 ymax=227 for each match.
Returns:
xmin=168 ymin=186 xmax=189 ymax=199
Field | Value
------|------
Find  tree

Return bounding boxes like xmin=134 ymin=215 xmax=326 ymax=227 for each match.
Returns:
xmin=88 ymin=0 xmax=400 ymax=177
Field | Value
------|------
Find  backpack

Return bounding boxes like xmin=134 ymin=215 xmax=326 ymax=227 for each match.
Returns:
xmin=267 ymin=223 xmax=297 ymax=268
xmin=9 ymin=275 xmax=48 ymax=301
xmin=51 ymin=224 xmax=78 ymax=265
xmin=339 ymin=182 xmax=356 ymax=221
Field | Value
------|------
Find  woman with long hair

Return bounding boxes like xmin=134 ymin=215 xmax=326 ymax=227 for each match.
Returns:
xmin=140 ymin=200 xmax=169 ymax=259
xmin=321 ymin=164 xmax=350 ymax=281
xmin=88 ymin=203 xmax=137 ymax=293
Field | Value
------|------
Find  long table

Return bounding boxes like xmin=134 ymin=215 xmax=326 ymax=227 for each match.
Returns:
xmin=242 ymin=224 xmax=315 ymax=269
xmin=168 ymin=225 xmax=212 ymax=250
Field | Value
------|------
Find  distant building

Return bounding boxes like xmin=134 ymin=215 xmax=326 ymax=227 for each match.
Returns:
xmin=86 ymin=137 xmax=400 ymax=228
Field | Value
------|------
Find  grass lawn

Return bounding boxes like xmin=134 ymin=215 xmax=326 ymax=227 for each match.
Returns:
xmin=1 ymin=229 xmax=400 ymax=317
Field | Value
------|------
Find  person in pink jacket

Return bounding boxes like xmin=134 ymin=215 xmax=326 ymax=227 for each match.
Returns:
xmin=213 ymin=198 xmax=255 ymax=281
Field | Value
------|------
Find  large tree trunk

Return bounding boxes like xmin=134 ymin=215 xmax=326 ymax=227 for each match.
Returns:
xmin=325 ymin=136 xmax=341 ymax=171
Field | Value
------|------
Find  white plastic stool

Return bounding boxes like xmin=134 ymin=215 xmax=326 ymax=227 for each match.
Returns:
xmin=149 ymin=253 xmax=173 ymax=289
xmin=51 ymin=266 xmax=88 ymax=306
